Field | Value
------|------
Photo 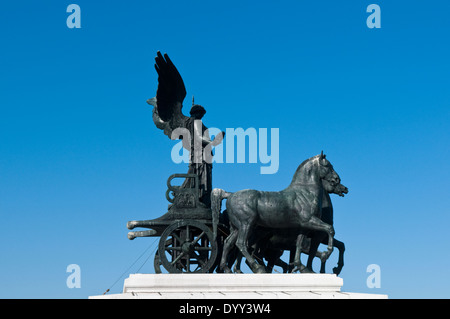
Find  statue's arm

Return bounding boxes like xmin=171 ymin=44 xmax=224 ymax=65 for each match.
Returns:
xmin=193 ymin=121 xmax=225 ymax=147
xmin=193 ymin=121 xmax=213 ymax=147
xmin=147 ymin=97 xmax=166 ymax=130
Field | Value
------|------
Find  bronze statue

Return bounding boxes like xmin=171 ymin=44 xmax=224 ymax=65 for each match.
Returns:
xmin=147 ymin=51 xmax=224 ymax=207
xmin=231 ymin=182 xmax=348 ymax=274
xmin=127 ymin=52 xmax=349 ymax=275
xmin=212 ymin=152 xmax=343 ymax=273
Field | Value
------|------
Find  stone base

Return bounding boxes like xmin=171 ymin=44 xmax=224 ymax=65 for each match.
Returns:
xmin=89 ymin=274 xmax=387 ymax=299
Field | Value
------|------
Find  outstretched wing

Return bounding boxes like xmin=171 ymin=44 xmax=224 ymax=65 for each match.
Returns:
xmin=147 ymin=52 xmax=189 ymax=139
xmin=154 ymin=51 xmax=187 ymax=122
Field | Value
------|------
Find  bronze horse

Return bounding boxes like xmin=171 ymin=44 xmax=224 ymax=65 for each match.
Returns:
xmin=231 ymin=181 xmax=348 ymax=274
xmin=212 ymin=152 xmax=344 ymax=273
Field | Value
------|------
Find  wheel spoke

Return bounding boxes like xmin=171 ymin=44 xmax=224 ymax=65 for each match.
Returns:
xmin=193 ymin=252 xmax=207 ymax=266
xmin=171 ymin=252 xmax=185 ymax=266
xmin=192 ymin=231 xmax=206 ymax=245
xmin=186 ymin=254 xmax=190 ymax=272
xmin=194 ymin=246 xmax=212 ymax=251
xmin=171 ymin=232 xmax=183 ymax=244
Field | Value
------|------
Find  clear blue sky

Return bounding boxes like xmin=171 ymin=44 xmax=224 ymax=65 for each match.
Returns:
xmin=0 ymin=0 xmax=449 ymax=298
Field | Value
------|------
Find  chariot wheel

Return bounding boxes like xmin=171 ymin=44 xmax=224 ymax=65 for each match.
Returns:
xmin=154 ymin=250 xmax=162 ymax=274
xmin=154 ymin=240 xmax=171 ymax=274
xmin=158 ymin=220 xmax=218 ymax=273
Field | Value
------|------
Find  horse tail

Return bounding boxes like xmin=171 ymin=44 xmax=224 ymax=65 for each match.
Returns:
xmin=211 ymin=188 xmax=232 ymax=240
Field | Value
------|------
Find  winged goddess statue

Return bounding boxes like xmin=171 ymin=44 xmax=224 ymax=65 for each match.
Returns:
xmin=147 ymin=51 xmax=225 ymax=207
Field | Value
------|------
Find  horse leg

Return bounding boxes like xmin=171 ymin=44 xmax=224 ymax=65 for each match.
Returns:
xmin=264 ymin=249 xmax=279 ymax=273
xmin=233 ymin=251 xmax=244 ymax=273
xmin=275 ymin=257 xmax=289 ymax=273
xmin=254 ymin=247 xmax=268 ymax=271
xmin=305 ymin=234 xmax=320 ymax=273
xmin=318 ymin=247 xmax=330 ymax=273
xmin=303 ymin=216 xmax=335 ymax=260
xmin=220 ymin=228 xmax=238 ymax=273
xmin=320 ymin=261 xmax=326 ymax=273
xmin=266 ymin=259 xmax=275 ymax=273
xmin=307 ymin=231 xmax=328 ymax=273
xmin=316 ymin=236 xmax=345 ymax=275
xmin=292 ymin=233 xmax=305 ymax=273
xmin=288 ymin=248 xmax=296 ymax=273
xmin=235 ymin=224 xmax=265 ymax=273
xmin=270 ymin=249 xmax=287 ymax=273
xmin=331 ymin=238 xmax=345 ymax=275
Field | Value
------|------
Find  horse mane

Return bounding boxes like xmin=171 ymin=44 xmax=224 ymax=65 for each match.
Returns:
xmin=288 ymin=155 xmax=319 ymax=188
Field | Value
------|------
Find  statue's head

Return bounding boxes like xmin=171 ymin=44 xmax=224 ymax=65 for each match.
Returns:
xmin=190 ymin=104 xmax=206 ymax=119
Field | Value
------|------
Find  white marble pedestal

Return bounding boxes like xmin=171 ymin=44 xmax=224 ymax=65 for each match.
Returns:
xmin=89 ymin=273 xmax=387 ymax=299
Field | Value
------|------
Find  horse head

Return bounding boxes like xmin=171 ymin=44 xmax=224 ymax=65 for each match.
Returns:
xmin=317 ymin=151 xmax=347 ymax=196
xmin=290 ymin=151 xmax=344 ymax=189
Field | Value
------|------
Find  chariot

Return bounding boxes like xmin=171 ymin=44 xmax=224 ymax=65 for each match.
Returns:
xmin=126 ymin=52 xmax=347 ymax=275
xmin=127 ymin=174 xmax=229 ymax=273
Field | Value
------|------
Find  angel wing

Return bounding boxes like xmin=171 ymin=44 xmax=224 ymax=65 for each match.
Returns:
xmin=147 ymin=51 xmax=189 ymax=138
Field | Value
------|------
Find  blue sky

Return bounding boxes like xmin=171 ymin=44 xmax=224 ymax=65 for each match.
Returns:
xmin=0 ymin=0 xmax=449 ymax=298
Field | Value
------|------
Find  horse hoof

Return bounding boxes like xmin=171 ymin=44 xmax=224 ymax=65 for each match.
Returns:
xmin=254 ymin=265 xmax=266 ymax=274
xmin=300 ymin=267 xmax=315 ymax=274
xmin=222 ymin=267 xmax=232 ymax=274
xmin=333 ymin=267 xmax=341 ymax=275
xmin=291 ymin=264 xmax=305 ymax=273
